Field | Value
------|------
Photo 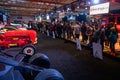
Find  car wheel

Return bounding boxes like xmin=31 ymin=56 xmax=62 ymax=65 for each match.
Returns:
xmin=21 ymin=44 xmax=36 ymax=56
xmin=35 ymin=69 xmax=64 ymax=80
xmin=29 ymin=53 xmax=50 ymax=68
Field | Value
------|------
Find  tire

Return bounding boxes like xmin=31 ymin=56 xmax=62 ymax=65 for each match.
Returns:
xmin=29 ymin=53 xmax=50 ymax=68
xmin=21 ymin=44 xmax=36 ymax=56
xmin=35 ymin=69 xmax=64 ymax=80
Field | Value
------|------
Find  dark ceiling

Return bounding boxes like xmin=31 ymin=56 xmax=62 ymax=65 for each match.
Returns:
xmin=0 ymin=0 xmax=120 ymax=17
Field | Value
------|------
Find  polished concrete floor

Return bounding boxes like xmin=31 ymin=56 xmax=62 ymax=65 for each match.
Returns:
xmin=35 ymin=33 xmax=120 ymax=80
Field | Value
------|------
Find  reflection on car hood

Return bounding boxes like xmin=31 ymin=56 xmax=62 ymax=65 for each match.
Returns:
xmin=0 ymin=26 xmax=27 ymax=34
xmin=0 ymin=29 xmax=7 ymax=34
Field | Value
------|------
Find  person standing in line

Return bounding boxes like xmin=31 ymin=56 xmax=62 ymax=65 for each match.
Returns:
xmin=86 ymin=25 xmax=93 ymax=47
xmin=74 ymin=22 xmax=81 ymax=39
xmin=62 ymin=22 xmax=67 ymax=39
xmin=66 ymin=23 xmax=72 ymax=39
xmin=74 ymin=22 xmax=82 ymax=50
xmin=81 ymin=22 xmax=87 ymax=43
xmin=50 ymin=22 xmax=56 ymax=39
xmin=56 ymin=22 xmax=62 ymax=38
xmin=46 ymin=22 xmax=50 ymax=36
xmin=98 ymin=27 xmax=105 ymax=52
xmin=109 ymin=25 xmax=118 ymax=56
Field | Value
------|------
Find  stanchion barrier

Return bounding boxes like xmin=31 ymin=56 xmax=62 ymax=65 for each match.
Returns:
xmin=76 ymin=38 xmax=82 ymax=50
xmin=52 ymin=31 xmax=55 ymax=39
xmin=93 ymin=42 xmax=103 ymax=60
xmin=46 ymin=30 xmax=50 ymax=36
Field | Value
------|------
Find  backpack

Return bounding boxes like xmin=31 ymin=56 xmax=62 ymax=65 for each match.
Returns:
xmin=109 ymin=32 xmax=118 ymax=43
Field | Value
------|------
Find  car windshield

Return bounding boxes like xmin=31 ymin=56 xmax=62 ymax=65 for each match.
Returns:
xmin=0 ymin=26 xmax=18 ymax=34
xmin=10 ymin=23 xmax=28 ymax=28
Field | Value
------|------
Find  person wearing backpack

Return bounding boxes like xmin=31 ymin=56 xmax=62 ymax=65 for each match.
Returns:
xmin=109 ymin=25 xmax=118 ymax=56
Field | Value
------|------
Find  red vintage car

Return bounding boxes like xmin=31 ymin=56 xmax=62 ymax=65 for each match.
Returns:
xmin=0 ymin=26 xmax=37 ymax=48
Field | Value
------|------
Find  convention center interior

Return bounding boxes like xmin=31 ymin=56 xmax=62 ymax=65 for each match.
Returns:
xmin=0 ymin=0 xmax=120 ymax=80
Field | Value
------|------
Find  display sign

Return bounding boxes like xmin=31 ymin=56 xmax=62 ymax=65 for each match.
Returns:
xmin=90 ymin=2 xmax=110 ymax=15
xmin=59 ymin=12 xmax=65 ymax=19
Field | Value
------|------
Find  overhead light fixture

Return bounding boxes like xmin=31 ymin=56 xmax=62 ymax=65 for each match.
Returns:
xmin=35 ymin=18 xmax=37 ymax=21
xmin=85 ymin=7 xmax=88 ymax=9
xmin=93 ymin=0 xmax=99 ymax=4
xmin=42 ymin=14 xmax=44 ymax=16
xmin=38 ymin=16 xmax=42 ymax=22
xmin=68 ymin=8 xmax=70 ymax=10
xmin=57 ymin=10 xmax=61 ymax=13
xmin=77 ymin=6 xmax=80 ymax=8
xmin=51 ymin=12 xmax=54 ymax=15
xmin=46 ymin=14 xmax=50 ymax=20
xmin=88 ymin=1 xmax=91 ymax=5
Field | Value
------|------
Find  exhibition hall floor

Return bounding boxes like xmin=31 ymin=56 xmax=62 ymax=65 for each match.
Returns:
xmin=35 ymin=32 xmax=120 ymax=80
xmin=67 ymin=33 xmax=120 ymax=58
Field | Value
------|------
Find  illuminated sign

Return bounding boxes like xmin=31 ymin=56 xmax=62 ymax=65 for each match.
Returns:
xmin=59 ymin=12 xmax=65 ymax=18
xmin=90 ymin=2 xmax=110 ymax=15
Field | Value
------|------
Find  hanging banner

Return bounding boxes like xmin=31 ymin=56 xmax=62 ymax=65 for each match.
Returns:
xmin=93 ymin=42 xmax=103 ymax=60
xmin=90 ymin=2 xmax=110 ymax=15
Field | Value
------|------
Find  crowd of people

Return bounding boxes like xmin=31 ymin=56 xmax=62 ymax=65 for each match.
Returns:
xmin=30 ymin=20 xmax=119 ymax=56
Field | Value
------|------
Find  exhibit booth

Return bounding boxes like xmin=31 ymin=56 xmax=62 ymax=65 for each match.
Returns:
xmin=89 ymin=2 xmax=120 ymax=56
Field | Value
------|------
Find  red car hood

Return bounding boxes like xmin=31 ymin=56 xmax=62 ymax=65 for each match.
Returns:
xmin=4 ymin=30 xmax=37 ymax=44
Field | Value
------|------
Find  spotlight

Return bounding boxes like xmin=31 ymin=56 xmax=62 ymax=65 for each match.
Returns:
xmin=93 ymin=0 xmax=99 ymax=4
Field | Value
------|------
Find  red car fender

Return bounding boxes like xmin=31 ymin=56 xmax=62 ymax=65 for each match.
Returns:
xmin=0 ymin=40 xmax=2 ymax=45
xmin=0 ymin=34 xmax=5 ymax=41
xmin=25 ymin=30 xmax=37 ymax=44
xmin=4 ymin=30 xmax=36 ymax=44
xmin=0 ymin=30 xmax=37 ymax=48
xmin=0 ymin=40 xmax=10 ymax=48
xmin=17 ymin=39 xmax=26 ymax=47
xmin=0 ymin=34 xmax=9 ymax=48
